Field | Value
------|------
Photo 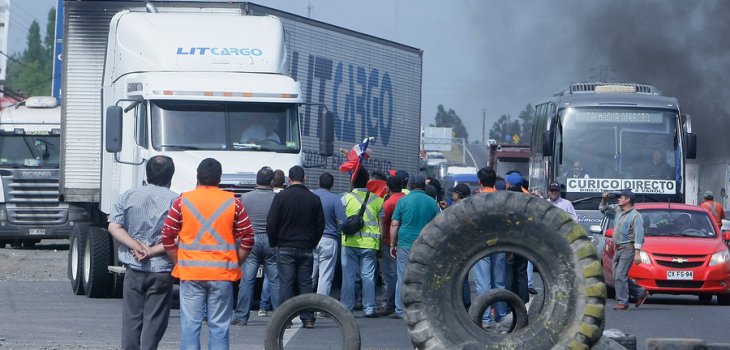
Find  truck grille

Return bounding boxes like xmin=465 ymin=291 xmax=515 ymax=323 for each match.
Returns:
xmin=3 ymin=176 xmax=67 ymax=225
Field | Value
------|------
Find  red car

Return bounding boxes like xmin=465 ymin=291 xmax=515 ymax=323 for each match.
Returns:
xmin=599 ymin=202 xmax=730 ymax=304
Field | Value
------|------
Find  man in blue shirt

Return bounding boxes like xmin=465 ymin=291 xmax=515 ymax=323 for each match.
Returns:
xmin=389 ymin=174 xmax=440 ymax=318
xmin=312 ymin=172 xmax=347 ymax=298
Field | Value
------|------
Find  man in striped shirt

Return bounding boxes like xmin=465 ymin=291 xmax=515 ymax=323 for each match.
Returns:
xmin=161 ymin=158 xmax=254 ymax=350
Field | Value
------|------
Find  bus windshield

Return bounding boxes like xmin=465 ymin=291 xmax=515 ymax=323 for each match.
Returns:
xmin=558 ymin=107 xmax=679 ymax=195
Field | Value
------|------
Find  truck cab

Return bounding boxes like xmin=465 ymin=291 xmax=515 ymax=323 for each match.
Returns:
xmin=0 ymin=97 xmax=81 ymax=247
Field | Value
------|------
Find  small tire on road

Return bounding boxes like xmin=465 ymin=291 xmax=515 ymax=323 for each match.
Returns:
xmin=68 ymin=224 xmax=89 ymax=295
xmin=82 ymin=227 xmax=112 ymax=298
xmin=717 ymin=293 xmax=730 ymax=306
xmin=402 ymin=191 xmax=606 ymax=350
xmin=468 ymin=289 xmax=528 ymax=332
xmin=264 ymin=294 xmax=360 ymax=350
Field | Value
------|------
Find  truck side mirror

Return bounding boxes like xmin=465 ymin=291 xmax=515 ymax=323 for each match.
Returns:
xmin=319 ymin=110 xmax=334 ymax=157
xmin=685 ymin=133 xmax=697 ymax=159
xmin=542 ymin=130 xmax=553 ymax=156
xmin=106 ymin=106 xmax=123 ymax=153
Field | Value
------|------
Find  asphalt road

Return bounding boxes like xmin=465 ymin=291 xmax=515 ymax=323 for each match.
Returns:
xmin=2 ymin=241 xmax=730 ymax=349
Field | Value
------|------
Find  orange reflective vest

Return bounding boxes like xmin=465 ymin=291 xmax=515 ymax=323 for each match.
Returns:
xmin=701 ymin=200 xmax=725 ymax=227
xmin=172 ymin=187 xmax=241 ymax=281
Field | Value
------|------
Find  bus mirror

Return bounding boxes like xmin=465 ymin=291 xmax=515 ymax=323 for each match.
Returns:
xmin=542 ymin=130 xmax=553 ymax=156
xmin=319 ymin=109 xmax=334 ymax=157
xmin=685 ymin=133 xmax=697 ymax=159
xmin=105 ymin=106 xmax=123 ymax=153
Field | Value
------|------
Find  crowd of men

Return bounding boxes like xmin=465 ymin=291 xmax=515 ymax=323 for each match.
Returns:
xmin=110 ymin=156 xmax=594 ymax=349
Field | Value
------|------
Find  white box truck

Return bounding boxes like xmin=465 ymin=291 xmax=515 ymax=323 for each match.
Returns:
xmin=0 ymin=97 xmax=81 ymax=248
xmin=62 ymin=1 xmax=423 ymax=297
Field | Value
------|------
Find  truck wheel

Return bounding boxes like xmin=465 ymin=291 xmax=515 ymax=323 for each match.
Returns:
xmin=717 ymin=293 xmax=730 ymax=305
xmin=264 ymin=294 xmax=360 ymax=350
xmin=68 ymin=224 xmax=89 ymax=295
xmin=402 ymin=191 xmax=605 ymax=350
xmin=82 ymin=227 xmax=112 ymax=298
xmin=468 ymin=289 xmax=528 ymax=332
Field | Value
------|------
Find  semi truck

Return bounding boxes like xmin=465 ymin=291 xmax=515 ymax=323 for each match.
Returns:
xmin=62 ymin=1 xmax=423 ymax=297
xmin=0 ymin=96 xmax=80 ymax=248
xmin=485 ymin=139 xmax=530 ymax=178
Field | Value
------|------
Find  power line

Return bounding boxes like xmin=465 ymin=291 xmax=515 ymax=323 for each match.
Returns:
xmin=0 ymin=50 xmax=50 ymax=76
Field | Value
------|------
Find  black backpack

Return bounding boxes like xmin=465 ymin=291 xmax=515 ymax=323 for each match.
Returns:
xmin=341 ymin=192 xmax=371 ymax=237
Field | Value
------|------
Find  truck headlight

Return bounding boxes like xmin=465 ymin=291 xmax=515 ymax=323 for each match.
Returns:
xmin=640 ymin=251 xmax=651 ymax=264
xmin=709 ymin=249 xmax=730 ymax=266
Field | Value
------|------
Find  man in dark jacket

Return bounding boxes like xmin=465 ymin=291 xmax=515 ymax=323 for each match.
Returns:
xmin=267 ymin=165 xmax=325 ymax=328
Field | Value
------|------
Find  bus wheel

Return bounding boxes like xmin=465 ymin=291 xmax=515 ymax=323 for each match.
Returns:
xmin=402 ymin=191 xmax=606 ymax=350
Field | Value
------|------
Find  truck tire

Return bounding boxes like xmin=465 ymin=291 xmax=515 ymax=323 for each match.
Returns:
xmin=264 ymin=294 xmax=360 ymax=350
xmin=402 ymin=191 xmax=605 ymax=350
xmin=82 ymin=227 xmax=112 ymax=298
xmin=717 ymin=293 xmax=730 ymax=305
xmin=68 ymin=224 xmax=89 ymax=295
xmin=468 ymin=289 xmax=528 ymax=332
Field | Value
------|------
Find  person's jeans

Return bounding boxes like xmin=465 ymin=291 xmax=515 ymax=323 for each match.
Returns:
xmin=612 ymin=245 xmax=646 ymax=305
xmin=509 ymin=254 xmax=529 ymax=303
xmin=260 ymin=277 xmax=271 ymax=311
xmin=312 ymin=236 xmax=339 ymax=297
xmin=121 ymin=269 xmax=173 ymax=350
xmin=277 ymin=247 xmax=315 ymax=322
xmin=179 ymin=280 xmax=233 ymax=350
xmin=472 ymin=253 xmax=507 ymax=322
xmin=527 ymin=261 xmax=534 ymax=288
xmin=234 ymin=234 xmax=279 ymax=322
xmin=379 ymin=243 xmax=397 ymax=310
xmin=340 ymin=246 xmax=378 ymax=315
xmin=394 ymin=247 xmax=410 ymax=317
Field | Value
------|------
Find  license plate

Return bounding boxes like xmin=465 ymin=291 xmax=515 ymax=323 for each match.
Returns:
xmin=256 ymin=266 xmax=263 ymax=278
xmin=667 ymin=270 xmax=694 ymax=280
xmin=29 ymin=228 xmax=46 ymax=235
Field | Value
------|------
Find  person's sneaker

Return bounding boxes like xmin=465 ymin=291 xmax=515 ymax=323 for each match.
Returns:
xmin=354 ymin=302 xmax=364 ymax=311
xmin=635 ymin=292 xmax=648 ymax=308
xmin=257 ymin=309 xmax=268 ymax=317
xmin=388 ymin=313 xmax=401 ymax=319
xmin=377 ymin=307 xmax=395 ymax=317
xmin=303 ymin=320 xmax=315 ymax=329
xmin=364 ymin=312 xmax=378 ymax=318
xmin=230 ymin=318 xmax=247 ymax=326
xmin=612 ymin=303 xmax=629 ymax=311
xmin=528 ymin=287 xmax=538 ymax=295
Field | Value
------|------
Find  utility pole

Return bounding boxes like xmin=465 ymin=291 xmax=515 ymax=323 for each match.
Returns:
xmin=482 ymin=109 xmax=486 ymax=145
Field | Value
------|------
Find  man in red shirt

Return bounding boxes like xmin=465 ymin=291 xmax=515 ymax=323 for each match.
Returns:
xmin=377 ymin=175 xmax=406 ymax=317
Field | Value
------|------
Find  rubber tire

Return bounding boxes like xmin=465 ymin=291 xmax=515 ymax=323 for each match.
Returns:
xmin=402 ymin=191 xmax=605 ymax=350
xmin=68 ymin=224 xmax=89 ymax=295
xmin=527 ymin=286 xmax=545 ymax=324
xmin=264 ymin=294 xmax=360 ymax=350
xmin=82 ymin=227 xmax=112 ymax=298
xmin=698 ymin=294 xmax=713 ymax=304
xmin=717 ymin=293 xmax=730 ymax=305
xmin=468 ymin=289 xmax=528 ymax=332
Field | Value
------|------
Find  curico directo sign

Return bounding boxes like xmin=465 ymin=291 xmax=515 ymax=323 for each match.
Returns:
xmin=176 ymin=47 xmax=263 ymax=56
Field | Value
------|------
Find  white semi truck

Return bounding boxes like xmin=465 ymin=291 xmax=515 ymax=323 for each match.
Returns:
xmin=0 ymin=97 xmax=81 ymax=248
xmin=62 ymin=1 xmax=423 ymax=297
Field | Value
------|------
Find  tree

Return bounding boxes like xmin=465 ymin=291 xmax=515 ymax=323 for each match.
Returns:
xmin=487 ymin=104 xmax=534 ymax=145
xmin=4 ymin=8 xmax=56 ymax=98
xmin=432 ymin=104 xmax=469 ymax=142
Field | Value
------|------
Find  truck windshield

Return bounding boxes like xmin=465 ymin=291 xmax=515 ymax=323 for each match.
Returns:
xmin=559 ymin=107 xmax=679 ymax=195
xmin=0 ymin=133 xmax=60 ymax=168
xmin=150 ymin=101 xmax=300 ymax=153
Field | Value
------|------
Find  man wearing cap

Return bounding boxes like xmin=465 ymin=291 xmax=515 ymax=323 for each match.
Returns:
xmin=389 ymin=174 xmax=440 ymax=319
xmin=700 ymin=191 xmax=725 ymax=227
xmin=450 ymin=183 xmax=472 ymax=202
xmin=546 ymin=182 xmax=578 ymax=221
xmin=600 ymin=189 xmax=647 ymax=310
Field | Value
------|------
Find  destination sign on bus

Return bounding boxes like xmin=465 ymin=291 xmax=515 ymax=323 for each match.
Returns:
xmin=566 ymin=178 xmax=676 ymax=194
xmin=574 ymin=111 xmax=663 ymax=124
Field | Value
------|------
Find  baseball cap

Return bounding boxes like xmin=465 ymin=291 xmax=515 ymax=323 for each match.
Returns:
xmin=620 ymin=188 xmax=635 ymax=199
xmin=394 ymin=170 xmax=410 ymax=183
xmin=505 ymin=173 xmax=523 ymax=187
xmin=704 ymin=191 xmax=714 ymax=199
xmin=548 ymin=182 xmax=561 ymax=191
xmin=409 ymin=174 xmax=426 ymax=187
xmin=450 ymin=183 xmax=472 ymax=197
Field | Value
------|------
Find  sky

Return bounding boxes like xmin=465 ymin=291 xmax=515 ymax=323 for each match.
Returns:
xmin=7 ymin=0 xmax=730 ymax=163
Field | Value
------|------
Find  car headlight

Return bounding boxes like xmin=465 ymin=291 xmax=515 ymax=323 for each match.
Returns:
xmin=640 ymin=250 xmax=651 ymax=264
xmin=709 ymin=249 xmax=730 ymax=266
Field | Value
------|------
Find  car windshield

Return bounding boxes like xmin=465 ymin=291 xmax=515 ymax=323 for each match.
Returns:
xmin=608 ymin=208 xmax=717 ymax=238
xmin=0 ymin=133 xmax=60 ymax=168
xmin=150 ymin=100 xmax=300 ymax=153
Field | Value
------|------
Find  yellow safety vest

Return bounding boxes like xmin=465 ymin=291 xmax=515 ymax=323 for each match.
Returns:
xmin=342 ymin=190 xmax=383 ymax=250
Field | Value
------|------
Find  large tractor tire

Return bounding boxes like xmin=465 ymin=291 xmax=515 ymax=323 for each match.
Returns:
xmin=68 ymin=224 xmax=89 ymax=295
xmin=402 ymin=191 xmax=606 ymax=350
xmin=264 ymin=294 xmax=360 ymax=350
xmin=82 ymin=227 xmax=113 ymax=298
